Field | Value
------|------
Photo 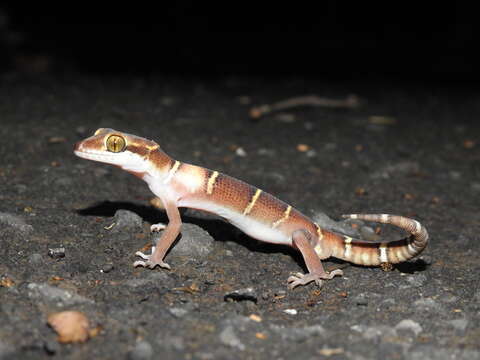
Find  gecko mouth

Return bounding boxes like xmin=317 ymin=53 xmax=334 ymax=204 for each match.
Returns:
xmin=74 ymin=149 xmax=118 ymax=163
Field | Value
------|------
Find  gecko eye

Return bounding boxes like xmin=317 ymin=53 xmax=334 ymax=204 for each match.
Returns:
xmin=106 ymin=135 xmax=126 ymax=153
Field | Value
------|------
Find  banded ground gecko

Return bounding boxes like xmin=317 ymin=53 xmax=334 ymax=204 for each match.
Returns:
xmin=74 ymin=129 xmax=429 ymax=289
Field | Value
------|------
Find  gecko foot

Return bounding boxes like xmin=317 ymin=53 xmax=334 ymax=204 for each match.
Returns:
xmin=150 ymin=223 xmax=166 ymax=232
xmin=287 ymin=269 xmax=343 ymax=289
xmin=133 ymin=246 xmax=171 ymax=270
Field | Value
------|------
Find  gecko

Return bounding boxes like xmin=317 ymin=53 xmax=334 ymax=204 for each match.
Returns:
xmin=74 ymin=128 xmax=429 ymax=289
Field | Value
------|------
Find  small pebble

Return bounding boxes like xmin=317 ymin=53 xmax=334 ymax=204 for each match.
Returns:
xmin=0 ymin=212 xmax=34 ymax=234
xmin=395 ymin=319 xmax=423 ymax=336
xmin=447 ymin=318 xmax=468 ymax=332
xmin=405 ymin=274 xmax=427 ymax=287
xmin=275 ymin=113 xmax=296 ymax=123
xmin=304 ymin=121 xmax=314 ymax=130
xmin=359 ymin=226 xmax=380 ymax=241
xmin=257 ymin=148 xmax=275 ymax=156
xmin=169 ymin=307 xmax=188 ymax=318
xmin=29 ymin=253 xmax=44 ymax=265
xmin=128 ymin=341 xmax=153 ymax=360
xmin=413 ymin=298 xmax=442 ymax=311
xmin=101 ymin=264 xmax=114 ymax=273
xmin=449 ymin=171 xmax=461 ymax=180
xmin=306 ymin=149 xmax=317 ymax=158
xmin=441 ymin=293 xmax=459 ymax=304
xmin=112 ymin=210 xmax=143 ymax=232
xmin=224 ymin=288 xmax=258 ymax=303
xmin=235 ymin=147 xmax=247 ymax=157
xmin=353 ymin=294 xmax=368 ymax=306
xmin=219 ymin=325 xmax=245 ymax=351
xmin=48 ymin=248 xmax=66 ymax=259
xmin=43 ymin=339 xmax=59 ymax=355
xmin=28 ymin=283 xmax=93 ymax=306
xmin=164 ymin=223 xmax=214 ymax=258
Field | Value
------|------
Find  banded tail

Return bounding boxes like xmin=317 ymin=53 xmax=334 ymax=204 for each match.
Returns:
xmin=325 ymin=214 xmax=429 ymax=266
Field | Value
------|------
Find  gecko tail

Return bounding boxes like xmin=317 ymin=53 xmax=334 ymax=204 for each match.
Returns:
xmin=327 ymin=213 xmax=429 ymax=266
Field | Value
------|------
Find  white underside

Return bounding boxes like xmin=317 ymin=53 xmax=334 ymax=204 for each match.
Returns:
xmin=179 ymin=198 xmax=292 ymax=246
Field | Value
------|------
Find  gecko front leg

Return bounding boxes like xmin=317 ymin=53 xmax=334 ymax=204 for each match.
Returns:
xmin=287 ymin=229 xmax=343 ymax=289
xmin=134 ymin=200 xmax=181 ymax=270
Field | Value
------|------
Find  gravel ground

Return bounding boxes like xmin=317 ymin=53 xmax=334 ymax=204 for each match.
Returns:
xmin=1 ymin=73 xmax=479 ymax=359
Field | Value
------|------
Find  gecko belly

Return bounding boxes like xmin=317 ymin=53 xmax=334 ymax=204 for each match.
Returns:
xmin=179 ymin=199 xmax=292 ymax=245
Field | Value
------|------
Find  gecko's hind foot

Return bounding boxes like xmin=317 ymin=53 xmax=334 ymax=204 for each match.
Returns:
xmin=133 ymin=246 xmax=171 ymax=269
xmin=288 ymin=272 xmax=324 ymax=289
xmin=287 ymin=269 xmax=343 ymax=289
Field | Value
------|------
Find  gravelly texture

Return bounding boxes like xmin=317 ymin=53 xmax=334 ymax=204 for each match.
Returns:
xmin=0 ymin=74 xmax=479 ymax=359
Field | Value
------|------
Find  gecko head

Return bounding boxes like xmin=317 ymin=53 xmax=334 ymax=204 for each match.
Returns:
xmin=74 ymin=128 xmax=160 ymax=174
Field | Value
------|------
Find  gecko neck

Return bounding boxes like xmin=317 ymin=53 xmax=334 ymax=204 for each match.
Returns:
xmin=120 ymin=147 xmax=173 ymax=181
xmin=140 ymin=148 xmax=179 ymax=194
xmin=148 ymin=147 xmax=175 ymax=176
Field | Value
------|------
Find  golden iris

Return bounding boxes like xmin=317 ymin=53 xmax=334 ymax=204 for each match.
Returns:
xmin=106 ymin=135 xmax=126 ymax=153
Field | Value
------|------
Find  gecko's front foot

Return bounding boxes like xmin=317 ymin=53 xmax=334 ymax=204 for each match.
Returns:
xmin=287 ymin=269 xmax=343 ymax=289
xmin=150 ymin=223 xmax=166 ymax=232
xmin=133 ymin=246 xmax=171 ymax=270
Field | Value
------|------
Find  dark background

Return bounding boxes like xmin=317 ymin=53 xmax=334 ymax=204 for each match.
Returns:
xmin=1 ymin=3 xmax=478 ymax=81
xmin=1 ymin=3 xmax=480 ymax=359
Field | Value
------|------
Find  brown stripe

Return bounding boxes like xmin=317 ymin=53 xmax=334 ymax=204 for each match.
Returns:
xmin=389 ymin=244 xmax=409 ymax=262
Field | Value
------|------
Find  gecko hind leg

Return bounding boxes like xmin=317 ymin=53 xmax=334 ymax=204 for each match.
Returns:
xmin=287 ymin=229 xmax=343 ymax=289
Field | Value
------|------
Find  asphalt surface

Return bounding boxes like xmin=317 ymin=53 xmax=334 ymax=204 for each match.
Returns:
xmin=0 ymin=73 xmax=479 ymax=359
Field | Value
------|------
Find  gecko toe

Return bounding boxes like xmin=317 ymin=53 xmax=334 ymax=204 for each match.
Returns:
xmin=328 ymin=269 xmax=343 ymax=278
xmin=135 ymin=251 xmax=150 ymax=260
xmin=135 ymin=246 xmax=156 ymax=260
xmin=287 ymin=273 xmax=307 ymax=289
